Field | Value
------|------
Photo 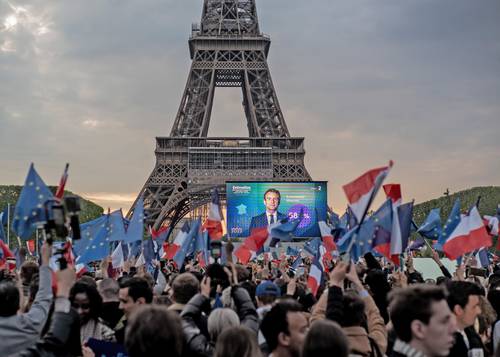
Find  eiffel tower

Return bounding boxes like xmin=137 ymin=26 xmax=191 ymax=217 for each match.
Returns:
xmin=136 ymin=0 xmax=311 ymax=235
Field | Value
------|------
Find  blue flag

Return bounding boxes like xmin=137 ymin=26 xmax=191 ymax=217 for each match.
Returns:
xmin=124 ymin=197 xmax=144 ymax=244
xmin=173 ymin=220 xmax=199 ymax=268
xmin=195 ymin=227 xmax=209 ymax=265
xmin=74 ymin=215 xmax=108 ymax=257
xmin=397 ymin=201 xmax=414 ymax=252
xmin=77 ymin=215 xmax=111 ymax=264
xmin=0 ymin=213 xmax=5 ymax=241
xmin=434 ymin=199 xmax=461 ymax=251
xmin=12 ymin=164 xmax=54 ymax=239
xmin=286 ymin=246 xmax=300 ymax=257
xmin=418 ymin=208 xmax=442 ymax=240
xmin=291 ymin=255 xmax=302 ymax=269
xmin=142 ymin=238 xmax=156 ymax=264
xmin=107 ymin=210 xmax=127 ymax=242
xmin=304 ymin=237 xmax=322 ymax=256
xmin=270 ymin=210 xmax=303 ymax=242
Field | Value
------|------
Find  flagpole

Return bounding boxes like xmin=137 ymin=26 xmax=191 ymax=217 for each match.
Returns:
xmin=6 ymin=203 xmax=10 ymax=247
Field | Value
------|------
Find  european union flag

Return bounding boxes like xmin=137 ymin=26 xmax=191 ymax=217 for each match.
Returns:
xmin=76 ymin=215 xmax=111 ymax=264
xmin=173 ymin=219 xmax=199 ymax=268
xmin=418 ymin=208 xmax=442 ymax=240
xmin=124 ymin=197 xmax=144 ymax=244
xmin=12 ymin=164 xmax=54 ymax=239
xmin=107 ymin=210 xmax=127 ymax=242
xmin=195 ymin=228 xmax=209 ymax=265
xmin=304 ymin=237 xmax=322 ymax=256
xmin=434 ymin=199 xmax=461 ymax=251
xmin=142 ymin=238 xmax=156 ymax=264
xmin=74 ymin=215 xmax=107 ymax=257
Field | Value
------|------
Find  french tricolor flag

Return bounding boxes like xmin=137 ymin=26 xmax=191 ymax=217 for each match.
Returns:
xmin=318 ymin=220 xmax=336 ymax=252
xmin=165 ymin=221 xmax=191 ymax=260
xmin=203 ymin=189 xmax=224 ymax=241
xmin=55 ymin=163 xmax=69 ymax=201
xmin=343 ymin=161 xmax=393 ymax=223
xmin=443 ymin=206 xmax=492 ymax=260
xmin=307 ymin=255 xmax=323 ymax=297
xmin=383 ymin=184 xmax=403 ymax=264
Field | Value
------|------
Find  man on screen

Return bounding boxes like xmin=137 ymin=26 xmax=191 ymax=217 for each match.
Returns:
xmin=249 ymin=189 xmax=287 ymax=234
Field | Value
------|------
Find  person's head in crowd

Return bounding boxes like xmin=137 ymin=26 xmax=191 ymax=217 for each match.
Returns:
xmin=364 ymin=268 xmax=391 ymax=323
xmin=476 ymin=295 xmax=497 ymax=345
xmin=208 ymin=308 xmax=240 ymax=342
xmin=70 ymin=281 xmax=103 ymax=325
xmin=256 ymin=280 xmax=281 ymax=307
xmin=153 ymin=295 xmax=172 ymax=306
xmin=214 ymin=326 xmax=262 ymax=357
xmin=436 ymin=276 xmax=450 ymax=286
xmin=206 ymin=263 xmax=230 ymax=293
xmin=261 ymin=299 xmax=309 ymax=357
xmin=0 ymin=280 xmax=20 ymax=317
xmin=302 ymin=320 xmax=349 ymax=357
xmin=125 ymin=305 xmax=183 ymax=357
xmin=20 ymin=261 xmax=39 ymax=286
xmin=337 ymin=290 xmax=366 ymax=328
xmin=171 ymin=272 xmax=199 ymax=305
xmin=24 ymin=274 xmax=40 ymax=312
xmin=389 ymin=284 xmax=456 ymax=357
xmin=98 ymin=278 xmax=120 ymax=302
xmin=487 ymin=287 xmax=500 ymax=319
xmin=78 ymin=275 xmax=97 ymax=288
xmin=119 ymin=277 xmax=153 ymax=318
xmin=141 ymin=273 xmax=155 ymax=290
xmin=446 ymin=281 xmax=483 ymax=330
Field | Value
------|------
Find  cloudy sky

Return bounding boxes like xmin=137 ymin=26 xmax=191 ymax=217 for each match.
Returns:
xmin=1 ymin=0 xmax=499 ymax=214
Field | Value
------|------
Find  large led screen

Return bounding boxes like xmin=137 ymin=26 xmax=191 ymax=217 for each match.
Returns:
xmin=226 ymin=181 xmax=328 ymax=238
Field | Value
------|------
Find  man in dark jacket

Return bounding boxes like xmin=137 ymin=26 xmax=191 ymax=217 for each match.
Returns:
xmin=446 ymin=281 xmax=485 ymax=357
xmin=389 ymin=284 xmax=456 ymax=357
xmin=181 ymin=276 xmax=259 ymax=357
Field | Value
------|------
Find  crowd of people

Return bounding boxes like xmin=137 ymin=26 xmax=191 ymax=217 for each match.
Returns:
xmin=0 ymin=240 xmax=499 ymax=357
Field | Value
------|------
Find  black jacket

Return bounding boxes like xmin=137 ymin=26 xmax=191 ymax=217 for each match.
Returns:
xmin=447 ymin=327 xmax=485 ymax=357
xmin=16 ymin=310 xmax=81 ymax=357
xmin=181 ymin=286 xmax=259 ymax=357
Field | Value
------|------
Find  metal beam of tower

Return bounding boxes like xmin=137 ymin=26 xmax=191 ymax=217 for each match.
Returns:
xmin=132 ymin=0 xmax=311 ymax=237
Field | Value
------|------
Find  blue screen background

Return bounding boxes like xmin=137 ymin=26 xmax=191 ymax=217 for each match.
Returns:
xmin=226 ymin=182 xmax=328 ymax=238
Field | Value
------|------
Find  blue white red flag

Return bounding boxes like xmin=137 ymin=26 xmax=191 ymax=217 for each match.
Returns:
xmin=203 ymin=189 xmax=224 ymax=241
xmin=342 ymin=161 xmax=393 ymax=223
xmin=54 ymin=163 xmax=69 ymax=201
xmin=165 ymin=221 xmax=190 ymax=260
xmin=443 ymin=206 xmax=492 ymax=260
xmin=434 ymin=199 xmax=461 ymax=251
xmin=307 ymin=247 xmax=324 ymax=296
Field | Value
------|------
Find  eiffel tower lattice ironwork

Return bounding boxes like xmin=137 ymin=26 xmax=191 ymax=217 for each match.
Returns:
xmin=134 ymin=0 xmax=311 ymax=235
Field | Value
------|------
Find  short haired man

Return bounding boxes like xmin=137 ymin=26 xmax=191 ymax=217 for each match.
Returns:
xmin=249 ymin=188 xmax=287 ymax=247
xmin=261 ymin=299 xmax=309 ymax=357
xmin=446 ymin=281 xmax=485 ymax=357
xmin=125 ymin=305 xmax=184 ymax=357
xmin=115 ymin=277 xmax=153 ymax=344
xmin=168 ymin=272 xmax=200 ymax=314
xmin=389 ymin=284 xmax=456 ymax=357
xmin=97 ymin=278 xmax=123 ymax=329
